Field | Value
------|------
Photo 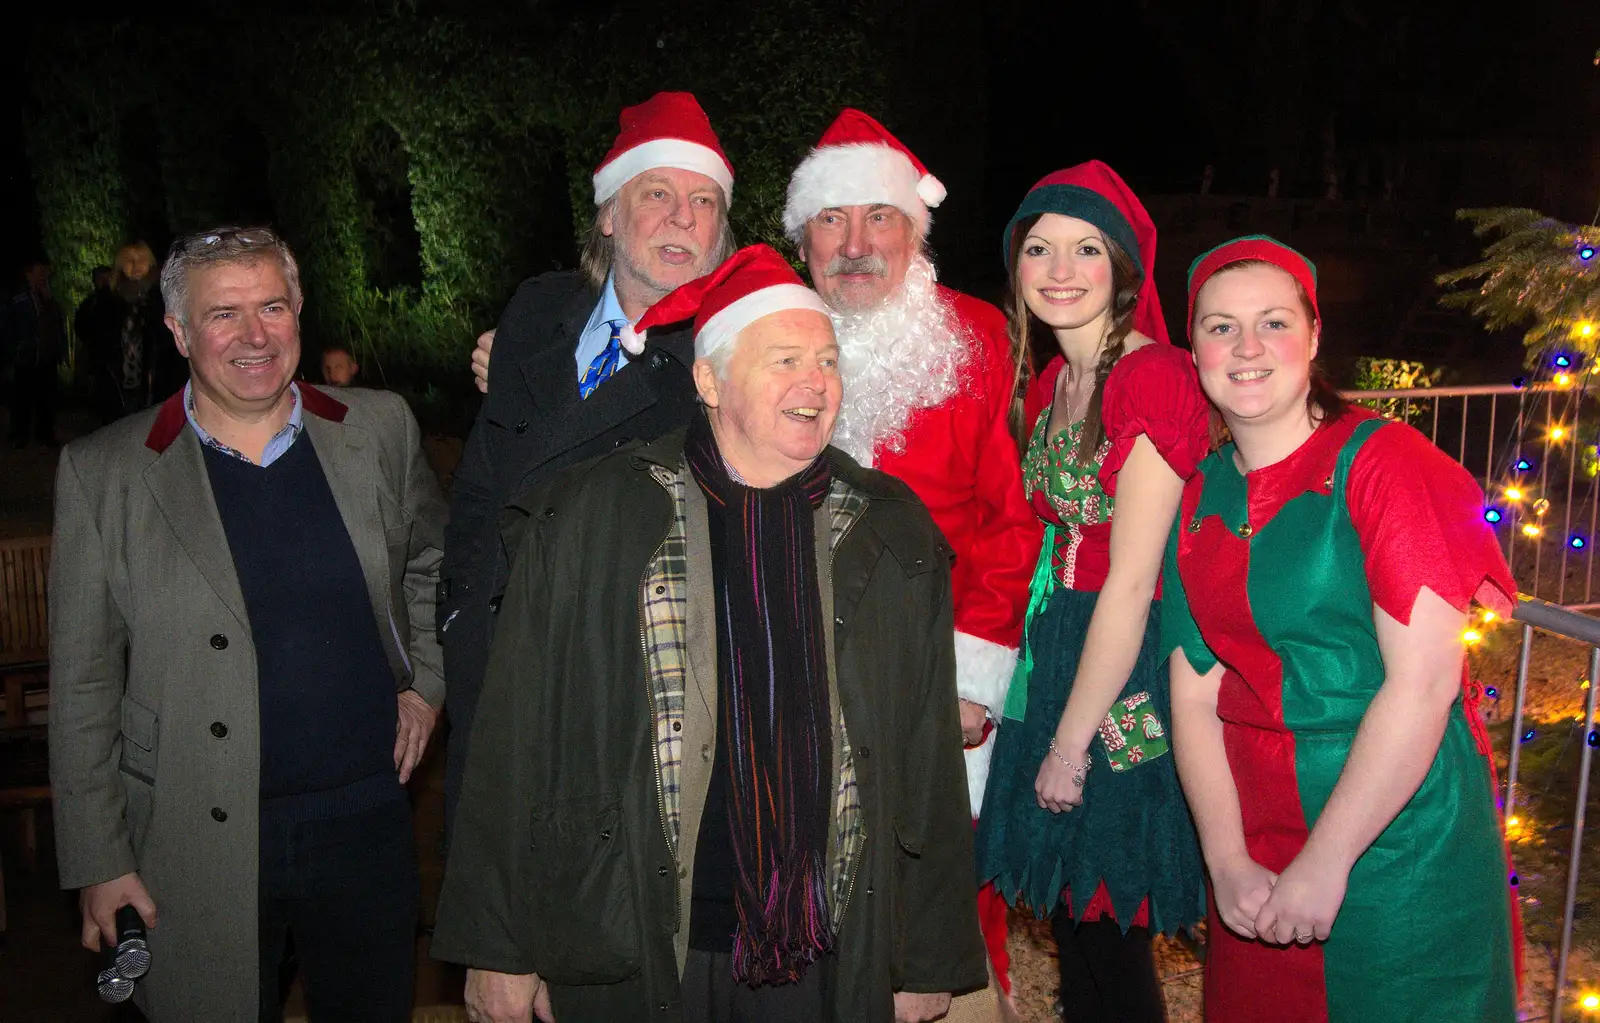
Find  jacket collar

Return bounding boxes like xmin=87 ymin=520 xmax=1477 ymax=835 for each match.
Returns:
xmin=630 ymin=425 xmax=915 ymax=503
xmin=145 ymin=382 xmax=348 ymax=453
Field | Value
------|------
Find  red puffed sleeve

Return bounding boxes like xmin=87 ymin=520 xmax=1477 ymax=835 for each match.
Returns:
xmin=1345 ymin=423 xmax=1516 ymax=623
xmin=1097 ymin=344 xmax=1212 ymax=496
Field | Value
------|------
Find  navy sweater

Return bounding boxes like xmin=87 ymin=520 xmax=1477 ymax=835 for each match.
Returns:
xmin=203 ymin=433 xmax=398 ymax=812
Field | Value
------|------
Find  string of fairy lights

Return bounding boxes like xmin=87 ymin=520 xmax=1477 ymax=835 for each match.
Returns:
xmin=1465 ymin=237 xmax=1599 ymax=1015
xmin=1475 ymin=242 xmax=1599 ymax=568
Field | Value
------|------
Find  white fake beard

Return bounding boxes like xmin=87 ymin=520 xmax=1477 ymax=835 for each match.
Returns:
xmin=828 ymin=255 xmax=974 ymax=466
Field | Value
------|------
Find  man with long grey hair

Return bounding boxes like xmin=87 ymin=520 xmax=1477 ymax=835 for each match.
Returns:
xmin=442 ymin=91 xmax=736 ymax=836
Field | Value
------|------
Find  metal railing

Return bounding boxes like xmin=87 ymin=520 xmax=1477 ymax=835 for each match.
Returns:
xmin=1341 ymin=382 xmax=1600 ymax=604
xmin=1506 ymin=595 xmax=1600 ymax=1023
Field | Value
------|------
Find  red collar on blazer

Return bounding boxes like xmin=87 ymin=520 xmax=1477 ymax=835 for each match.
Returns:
xmin=144 ymin=382 xmax=350 ymax=453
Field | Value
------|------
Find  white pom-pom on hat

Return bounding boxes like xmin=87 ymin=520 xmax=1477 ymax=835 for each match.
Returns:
xmin=618 ymin=322 xmax=646 ymax=356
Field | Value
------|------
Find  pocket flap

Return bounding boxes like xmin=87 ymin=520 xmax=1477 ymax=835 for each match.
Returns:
xmin=892 ymin=816 xmax=924 ymax=856
xmin=120 ymin=698 xmax=158 ymax=753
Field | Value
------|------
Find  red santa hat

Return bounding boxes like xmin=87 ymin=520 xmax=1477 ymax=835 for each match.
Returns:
xmin=782 ymin=109 xmax=946 ymax=241
xmin=591 ymin=92 xmax=735 ymax=206
xmin=621 ymin=244 xmax=830 ymax=358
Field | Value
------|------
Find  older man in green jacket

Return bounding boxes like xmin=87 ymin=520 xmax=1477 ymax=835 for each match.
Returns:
xmin=434 ymin=246 xmax=986 ymax=1023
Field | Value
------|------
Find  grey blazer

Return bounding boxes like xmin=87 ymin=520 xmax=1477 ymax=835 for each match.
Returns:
xmin=47 ymin=383 xmax=446 ymax=1022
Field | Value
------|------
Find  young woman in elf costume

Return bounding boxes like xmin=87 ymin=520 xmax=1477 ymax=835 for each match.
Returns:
xmin=974 ymin=162 xmax=1209 ymax=1023
xmin=1163 ymin=235 xmax=1520 ymax=1022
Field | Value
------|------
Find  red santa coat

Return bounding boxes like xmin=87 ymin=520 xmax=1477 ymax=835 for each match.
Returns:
xmin=872 ymin=285 xmax=1043 ymax=814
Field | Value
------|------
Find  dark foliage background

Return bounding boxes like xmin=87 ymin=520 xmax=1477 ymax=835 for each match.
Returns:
xmin=24 ymin=2 xmax=884 ymax=391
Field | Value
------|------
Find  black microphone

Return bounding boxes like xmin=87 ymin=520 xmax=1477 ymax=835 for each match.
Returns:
xmin=112 ymin=904 xmax=151 ymax=980
xmin=95 ymin=942 xmax=133 ymax=1004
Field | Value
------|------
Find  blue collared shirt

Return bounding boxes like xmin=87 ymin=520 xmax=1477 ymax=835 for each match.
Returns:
xmin=184 ymin=380 xmax=305 ymax=467
xmin=573 ymin=274 xmax=632 ymax=385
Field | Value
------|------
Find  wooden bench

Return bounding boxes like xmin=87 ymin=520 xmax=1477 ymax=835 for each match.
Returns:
xmin=0 ymin=535 xmax=52 ymax=935
xmin=1 ymin=535 xmax=51 ymax=727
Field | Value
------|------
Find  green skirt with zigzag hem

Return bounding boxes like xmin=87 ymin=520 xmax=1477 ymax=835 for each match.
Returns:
xmin=975 ymin=588 xmax=1207 ymax=935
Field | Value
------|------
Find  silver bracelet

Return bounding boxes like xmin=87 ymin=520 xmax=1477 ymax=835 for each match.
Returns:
xmin=1047 ymin=738 xmax=1091 ymax=777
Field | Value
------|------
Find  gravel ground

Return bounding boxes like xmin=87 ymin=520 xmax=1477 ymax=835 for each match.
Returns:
xmin=1004 ymin=911 xmax=1202 ymax=1023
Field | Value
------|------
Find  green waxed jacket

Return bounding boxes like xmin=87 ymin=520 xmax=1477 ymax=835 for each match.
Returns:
xmin=432 ymin=428 xmax=987 ymax=1022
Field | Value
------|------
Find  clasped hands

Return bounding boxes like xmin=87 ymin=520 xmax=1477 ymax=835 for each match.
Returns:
xmin=1212 ymin=844 xmax=1350 ymax=947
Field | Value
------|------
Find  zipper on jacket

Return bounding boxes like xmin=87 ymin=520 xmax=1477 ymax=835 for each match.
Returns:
xmin=639 ymin=470 xmax=680 ymax=933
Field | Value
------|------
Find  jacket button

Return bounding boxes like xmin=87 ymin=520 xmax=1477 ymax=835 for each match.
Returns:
xmin=657 ymin=865 xmax=669 ymax=877
xmin=672 ymin=721 xmax=682 ymax=732
xmin=650 ymin=351 xmax=668 ymax=370
xmin=210 ymin=722 xmax=228 ymax=738
xmin=865 ymin=885 xmax=875 ymax=896
xmin=599 ymin=829 xmax=611 ymax=841
xmin=834 ymin=616 xmax=844 ymax=626
xmin=1238 ymin=522 xmax=1254 ymax=538
xmin=488 ymin=596 xmax=503 ymax=615
xmin=659 ymin=1002 xmax=670 ymax=1012
xmin=858 ymin=746 xmax=871 ymax=759
xmin=514 ymin=420 xmax=529 ymax=435
xmin=655 ymin=585 xmax=665 ymax=595
xmin=211 ymin=807 xmax=228 ymax=822
xmin=613 ymin=436 xmax=631 ymax=448
xmin=543 ymin=506 xmax=556 ymax=519
xmin=209 ymin=633 xmax=228 ymax=650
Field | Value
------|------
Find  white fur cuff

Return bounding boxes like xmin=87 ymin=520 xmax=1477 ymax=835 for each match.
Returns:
xmin=955 ymin=630 xmax=1018 ymax=719
xmin=783 ymin=144 xmax=935 ymax=240
xmin=964 ymin=734 xmax=995 ymax=817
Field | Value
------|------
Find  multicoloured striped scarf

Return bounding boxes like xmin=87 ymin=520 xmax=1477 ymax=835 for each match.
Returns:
xmin=684 ymin=409 xmax=835 ymax=984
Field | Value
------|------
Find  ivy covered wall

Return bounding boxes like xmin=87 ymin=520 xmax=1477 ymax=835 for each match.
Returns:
xmin=26 ymin=2 xmax=883 ymax=385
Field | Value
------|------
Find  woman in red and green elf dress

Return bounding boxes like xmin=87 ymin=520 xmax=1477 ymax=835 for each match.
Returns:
xmin=1162 ymin=235 xmax=1519 ymax=1022
xmin=975 ymin=162 xmax=1209 ymax=1023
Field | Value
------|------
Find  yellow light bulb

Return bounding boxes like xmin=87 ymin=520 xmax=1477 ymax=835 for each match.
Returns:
xmin=1462 ymin=629 xmax=1482 ymax=645
xmin=1505 ymin=487 xmax=1524 ymax=501
xmin=1524 ymin=523 xmax=1543 ymax=538
xmin=1582 ymin=992 xmax=1599 ymax=1011
xmin=1482 ymin=611 xmax=1498 ymax=623
xmin=1557 ymin=372 xmax=1574 ymax=387
xmin=1580 ymin=322 xmax=1597 ymax=339
xmin=1552 ymin=426 xmax=1567 ymax=441
xmin=1507 ymin=816 xmax=1520 ymax=827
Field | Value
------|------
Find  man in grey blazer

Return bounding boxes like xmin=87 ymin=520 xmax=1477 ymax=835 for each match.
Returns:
xmin=48 ymin=226 xmax=447 ymax=1022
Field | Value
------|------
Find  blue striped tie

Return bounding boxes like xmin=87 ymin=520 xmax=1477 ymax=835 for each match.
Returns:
xmin=579 ymin=321 xmax=624 ymax=399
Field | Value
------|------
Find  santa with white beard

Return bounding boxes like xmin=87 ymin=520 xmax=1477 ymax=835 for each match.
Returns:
xmin=785 ymin=109 xmax=1040 ymax=1010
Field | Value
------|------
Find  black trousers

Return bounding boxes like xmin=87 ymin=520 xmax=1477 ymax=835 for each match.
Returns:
xmin=1052 ymin=912 xmax=1165 ymax=1023
xmin=680 ymin=950 xmax=833 ymax=1023
xmin=258 ymin=799 xmax=419 ymax=1023
xmin=7 ymin=361 xmax=57 ymax=445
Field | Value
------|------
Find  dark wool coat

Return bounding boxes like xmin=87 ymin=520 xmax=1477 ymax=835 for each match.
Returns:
xmin=433 ymin=430 xmax=987 ymax=1022
xmin=440 ymin=270 xmax=700 ymax=831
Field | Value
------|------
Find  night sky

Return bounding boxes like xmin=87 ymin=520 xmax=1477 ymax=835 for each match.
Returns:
xmin=3 ymin=0 xmax=1597 ymax=278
